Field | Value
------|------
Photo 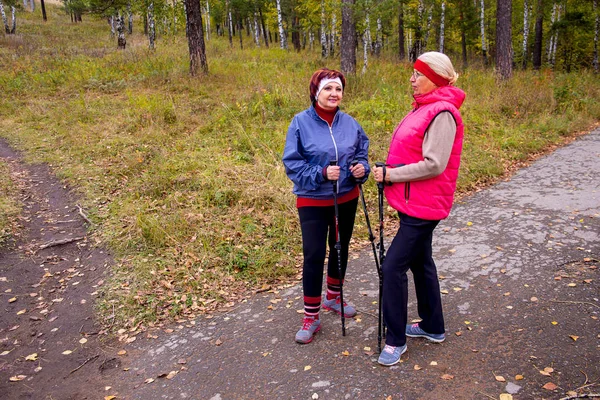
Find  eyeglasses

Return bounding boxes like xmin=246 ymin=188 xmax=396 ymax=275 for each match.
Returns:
xmin=411 ymin=70 xmax=425 ymax=79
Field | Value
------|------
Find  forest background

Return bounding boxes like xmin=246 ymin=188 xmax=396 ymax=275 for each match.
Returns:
xmin=0 ymin=0 xmax=599 ymax=334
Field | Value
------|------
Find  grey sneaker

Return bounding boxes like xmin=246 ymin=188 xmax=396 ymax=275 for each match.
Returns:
xmin=322 ymin=296 xmax=357 ymax=317
xmin=405 ymin=323 xmax=445 ymax=343
xmin=377 ymin=344 xmax=407 ymax=366
xmin=295 ymin=317 xmax=321 ymax=344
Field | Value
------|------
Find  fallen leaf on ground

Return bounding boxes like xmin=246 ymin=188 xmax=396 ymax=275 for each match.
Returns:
xmin=25 ymin=353 xmax=38 ymax=361
xmin=9 ymin=375 xmax=27 ymax=382
xmin=341 ymin=350 xmax=350 ymax=356
xmin=539 ymin=367 xmax=554 ymax=376
xmin=8 ymin=297 xmax=16 ymax=303
xmin=569 ymin=335 xmax=579 ymax=341
xmin=1 ymin=350 xmax=12 ymax=356
xmin=441 ymin=374 xmax=454 ymax=380
xmin=34 ymin=366 xmax=42 ymax=373
xmin=515 ymin=374 xmax=524 ymax=380
xmin=499 ymin=394 xmax=513 ymax=400
xmin=430 ymin=361 xmax=438 ymax=366
xmin=16 ymin=309 xmax=26 ymax=315
xmin=117 ymin=350 xmax=127 ymax=356
xmin=79 ymin=338 xmax=88 ymax=344
xmin=542 ymin=382 xmax=558 ymax=390
xmin=214 ymin=338 xmax=223 ymax=346
xmin=551 ymin=321 xmax=558 ymax=325
xmin=62 ymin=350 xmax=73 ymax=355
xmin=495 ymin=375 xmax=506 ymax=382
xmin=104 ymin=396 xmax=117 ymax=400
xmin=530 ymin=297 xmax=538 ymax=302
xmin=567 ymin=283 xmax=577 ymax=287
xmin=166 ymin=371 xmax=178 ymax=379
xmin=440 ymin=290 xmax=449 ymax=294
xmin=304 ymin=365 xmax=311 ymax=371
xmin=455 ymin=331 xmax=462 ymax=336
xmin=414 ymin=365 xmax=422 ymax=370
xmin=144 ymin=378 xmax=154 ymax=384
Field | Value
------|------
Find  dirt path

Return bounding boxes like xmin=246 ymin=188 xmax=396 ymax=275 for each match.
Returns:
xmin=0 ymin=139 xmax=119 ymax=399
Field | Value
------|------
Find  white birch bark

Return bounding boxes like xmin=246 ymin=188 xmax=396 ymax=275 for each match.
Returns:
xmin=205 ymin=1 xmax=211 ymax=41
xmin=29 ymin=0 xmax=34 ymax=12
xmin=547 ymin=3 xmax=557 ymax=64
xmin=276 ymin=0 xmax=287 ymax=49
xmin=110 ymin=16 xmax=116 ymax=36
xmin=362 ymin=27 xmax=368 ymax=74
xmin=309 ymin=30 xmax=314 ymax=50
xmin=375 ymin=17 xmax=382 ymax=55
xmin=254 ymin=12 xmax=260 ymax=46
xmin=330 ymin=13 xmax=336 ymax=55
xmin=439 ymin=1 xmax=446 ymax=52
xmin=480 ymin=0 xmax=487 ymax=60
xmin=522 ymin=0 xmax=530 ymax=67
xmin=228 ymin=10 xmax=233 ymax=45
xmin=10 ymin=5 xmax=15 ymax=33
xmin=148 ymin=2 xmax=156 ymax=50
xmin=364 ymin=6 xmax=372 ymax=52
xmin=321 ymin=0 xmax=328 ymax=57
xmin=0 ymin=2 xmax=8 ymax=34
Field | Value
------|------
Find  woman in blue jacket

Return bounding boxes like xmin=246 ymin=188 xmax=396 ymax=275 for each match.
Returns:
xmin=283 ymin=68 xmax=370 ymax=344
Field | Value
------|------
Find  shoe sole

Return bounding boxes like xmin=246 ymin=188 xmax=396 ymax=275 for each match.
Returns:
xmin=405 ymin=332 xmax=445 ymax=343
xmin=295 ymin=325 xmax=321 ymax=344
xmin=377 ymin=346 xmax=407 ymax=366
xmin=322 ymin=304 xmax=357 ymax=318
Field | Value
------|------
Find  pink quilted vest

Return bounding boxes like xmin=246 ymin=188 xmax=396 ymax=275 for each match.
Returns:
xmin=384 ymin=85 xmax=465 ymax=220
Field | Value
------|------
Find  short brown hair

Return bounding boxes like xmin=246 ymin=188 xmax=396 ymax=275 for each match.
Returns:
xmin=309 ymin=68 xmax=346 ymax=103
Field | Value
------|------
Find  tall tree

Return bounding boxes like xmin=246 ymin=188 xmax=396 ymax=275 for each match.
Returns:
xmin=480 ymin=0 xmax=488 ymax=65
xmin=184 ymin=0 xmax=208 ymax=75
xmin=439 ymin=0 xmax=446 ymax=52
xmin=398 ymin=1 xmax=405 ymax=61
xmin=41 ymin=0 xmax=47 ymax=21
xmin=276 ymin=0 xmax=287 ymax=49
xmin=532 ymin=0 xmax=543 ymax=69
xmin=522 ymin=0 xmax=530 ymax=69
xmin=341 ymin=0 xmax=356 ymax=73
xmin=593 ymin=0 xmax=598 ymax=73
xmin=496 ymin=0 xmax=513 ymax=79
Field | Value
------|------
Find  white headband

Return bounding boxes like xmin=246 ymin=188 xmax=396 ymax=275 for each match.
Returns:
xmin=315 ymin=77 xmax=343 ymax=100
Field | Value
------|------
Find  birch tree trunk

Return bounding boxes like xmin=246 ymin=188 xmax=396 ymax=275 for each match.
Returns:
xmin=276 ymin=0 xmax=287 ymax=49
xmin=364 ymin=5 xmax=372 ymax=53
xmin=330 ymin=14 xmax=336 ymax=56
xmin=495 ymin=0 xmax=513 ymax=80
xmin=253 ymin=12 xmax=260 ymax=47
xmin=547 ymin=2 xmax=557 ymax=65
xmin=127 ymin=2 xmax=133 ymax=34
xmin=362 ymin=28 xmax=368 ymax=74
xmin=10 ymin=5 xmax=15 ymax=34
xmin=593 ymin=0 xmax=598 ymax=73
xmin=522 ymin=0 xmax=530 ymax=69
xmin=423 ymin=5 xmax=432 ymax=49
xmin=532 ymin=0 xmax=543 ymax=69
xmin=480 ymin=0 xmax=488 ymax=65
xmin=321 ymin=0 xmax=328 ymax=57
xmin=341 ymin=0 xmax=356 ymax=74
xmin=117 ymin=14 xmax=126 ymax=49
xmin=29 ymin=0 xmax=34 ymax=12
xmin=205 ymin=1 xmax=211 ymax=41
xmin=148 ymin=2 xmax=156 ymax=50
xmin=375 ymin=17 xmax=382 ymax=56
xmin=0 ymin=2 xmax=9 ymax=34
xmin=184 ymin=0 xmax=208 ymax=75
xmin=439 ymin=1 xmax=446 ymax=52
xmin=227 ymin=3 xmax=233 ymax=47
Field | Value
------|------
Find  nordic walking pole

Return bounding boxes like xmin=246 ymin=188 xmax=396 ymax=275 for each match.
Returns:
xmin=375 ymin=162 xmax=387 ymax=344
xmin=352 ymin=160 xmax=383 ymax=352
xmin=330 ymin=160 xmax=346 ymax=336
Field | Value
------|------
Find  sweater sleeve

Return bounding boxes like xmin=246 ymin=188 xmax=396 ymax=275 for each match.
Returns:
xmin=387 ymin=111 xmax=457 ymax=183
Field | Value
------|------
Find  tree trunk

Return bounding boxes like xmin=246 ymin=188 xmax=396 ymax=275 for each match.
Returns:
xmin=227 ymin=2 xmax=233 ymax=47
xmin=593 ymin=0 xmax=598 ymax=73
xmin=522 ymin=0 xmax=530 ymax=69
xmin=41 ymin=0 xmax=47 ymax=21
xmin=148 ymin=2 xmax=156 ymax=50
xmin=480 ymin=0 xmax=488 ymax=65
xmin=375 ymin=17 xmax=382 ymax=56
xmin=398 ymin=2 xmax=405 ymax=61
xmin=184 ymin=0 xmax=208 ymax=75
xmin=495 ymin=0 xmax=513 ymax=80
xmin=29 ymin=0 xmax=34 ymax=12
xmin=321 ymin=0 xmax=328 ymax=57
xmin=341 ymin=0 xmax=356 ymax=74
xmin=532 ymin=0 xmax=543 ymax=69
xmin=0 ymin=2 xmax=9 ymax=34
xmin=10 ymin=5 xmax=15 ymax=34
xmin=410 ymin=0 xmax=424 ymax=62
xmin=117 ymin=14 xmax=126 ymax=49
xmin=259 ymin=8 xmax=268 ymax=47
xmin=205 ymin=1 xmax=211 ymax=41
xmin=423 ymin=5 xmax=432 ymax=49
xmin=439 ymin=1 xmax=446 ymax=52
xmin=276 ymin=0 xmax=287 ymax=49
xmin=292 ymin=16 xmax=301 ymax=51
xmin=330 ymin=14 xmax=336 ymax=56
xmin=127 ymin=2 xmax=133 ymax=34
xmin=238 ymin=17 xmax=243 ymax=49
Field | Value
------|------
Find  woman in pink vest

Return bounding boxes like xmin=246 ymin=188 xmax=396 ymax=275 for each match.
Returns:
xmin=372 ymin=52 xmax=465 ymax=366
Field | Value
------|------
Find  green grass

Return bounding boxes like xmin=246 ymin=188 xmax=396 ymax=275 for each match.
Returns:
xmin=1 ymin=5 xmax=599 ymax=329
xmin=0 ymin=160 xmax=21 ymax=246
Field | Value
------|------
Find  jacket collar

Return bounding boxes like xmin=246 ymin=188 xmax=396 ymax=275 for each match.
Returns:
xmin=412 ymin=86 xmax=466 ymax=110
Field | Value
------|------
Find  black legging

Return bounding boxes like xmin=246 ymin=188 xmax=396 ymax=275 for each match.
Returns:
xmin=298 ymin=197 xmax=358 ymax=298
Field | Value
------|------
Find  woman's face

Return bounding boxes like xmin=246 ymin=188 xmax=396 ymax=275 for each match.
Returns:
xmin=317 ymin=82 xmax=343 ymax=110
xmin=410 ymin=70 xmax=437 ymax=96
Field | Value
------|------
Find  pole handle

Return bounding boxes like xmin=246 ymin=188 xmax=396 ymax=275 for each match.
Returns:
xmin=375 ymin=162 xmax=386 ymax=190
